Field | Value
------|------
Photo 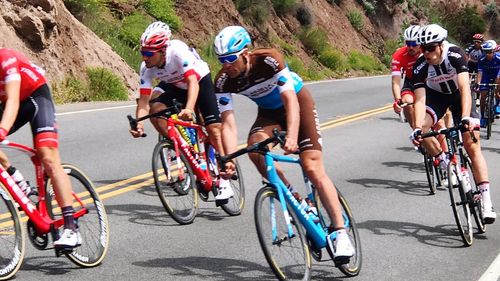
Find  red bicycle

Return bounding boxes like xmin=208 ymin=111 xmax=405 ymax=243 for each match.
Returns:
xmin=128 ymin=102 xmax=245 ymax=224
xmin=0 ymin=140 xmax=109 ymax=280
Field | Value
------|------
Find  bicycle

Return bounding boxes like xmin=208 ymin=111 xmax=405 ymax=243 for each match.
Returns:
xmin=219 ymin=130 xmax=362 ymax=280
xmin=127 ymin=102 xmax=245 ymax=225
xmin=0 ymin=140 xmax=109 ymax=280
xmin=469 ymin=72 xmax=479 ymax=108
xmin=421 ymin=125 xmax=485 ymax=246
xmin=421 ymin=146 xmax=444 ymax=195
xmin=478 ymin=83 xmax=498 ymax=140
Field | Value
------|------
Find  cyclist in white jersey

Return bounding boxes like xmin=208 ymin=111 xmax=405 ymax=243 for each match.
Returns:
xmin=410 ymin=24 xmax=496 ymax=223
xmin=130 ymin=21 xmax=233 ymax=201
xmin=213 ymin=26 xmax=355 ymax=261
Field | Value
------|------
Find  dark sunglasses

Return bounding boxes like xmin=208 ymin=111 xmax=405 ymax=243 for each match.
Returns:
xmin=140 ymin=50 xmax=159 ymax=57
xmin=406 ymin=41 xmax=418 ymax=47
xmin=421 ymin=44 xmax=439 ymax=53
xmin=217 ymin=53 xmax=240 ymax=64
xmin=485 ymin=50 xmax=493 ymax=54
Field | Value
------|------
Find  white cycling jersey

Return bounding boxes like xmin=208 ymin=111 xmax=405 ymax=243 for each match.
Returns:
xmin=139 ymin=40 xmax=210 ymax=95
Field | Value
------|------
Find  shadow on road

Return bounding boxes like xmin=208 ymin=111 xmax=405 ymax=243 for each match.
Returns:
xmin=347 ymin=178 xmax=433 ymax=197
xmin=357 ymin=219 xmax=485 ymax=248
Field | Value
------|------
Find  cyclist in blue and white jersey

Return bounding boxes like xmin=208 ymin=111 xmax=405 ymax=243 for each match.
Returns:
xmin=465 ymin=33 xmax=485 ymax=74
xmin=213 ymin=26 xmax=355 ymax=261
xmin=476 ymin=40 xmax=500 ymax=124
xmin=410 ymin=24 xmax=496 ymax=223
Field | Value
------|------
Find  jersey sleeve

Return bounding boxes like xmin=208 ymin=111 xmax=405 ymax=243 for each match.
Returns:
xmin=139 ymin=62 xmax=153 ymax=96
xmin=172 ymin=46 xmax=201 ymax=81
xmin=448 ymin=47 xmax=469 ymax=74
xmin=391 ymin=51 xmax=402 ymax=77
xmin=214 ymin=72 xmax=234 ymax=112
xmin=0 ymin=52 xmax=21 ymax=84
xmin=412 ymin=57 xmax=427 ymax=89
xmin=264 ymin=51 xmax=295 ymax=93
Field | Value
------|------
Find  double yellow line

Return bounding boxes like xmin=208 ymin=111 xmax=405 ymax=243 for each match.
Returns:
xmin=91 ymin=104 xmax=393 ymax=199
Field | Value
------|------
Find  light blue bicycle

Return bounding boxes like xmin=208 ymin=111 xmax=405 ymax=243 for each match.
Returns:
xmin=219 ymin=130 xmax=361 ymax=280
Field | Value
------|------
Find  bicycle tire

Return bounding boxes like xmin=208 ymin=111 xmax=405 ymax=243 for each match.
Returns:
xmin=205 ymin=144 xmax=245 ymax=216
xmin=45 ymin=164 xmax=109 ymax=267
xmin=447 ymin=163 xmax=473 ymax=246
xmin=463 ymin=156 xmax=486 ymax=233
xmin=254 ymin=187 xmax=311 ymax=281
xmin=0 ymin=186 xmax=25 ymax=280
xmin=423 ymin=153 xmax=437 ymax=195
xmin=486 ymin=90 xmax=494 ymax=140
xmin=314 ymin=188 xmax=362 ymax=277
xmin=152 ymin=141 xmax=198 ymax=224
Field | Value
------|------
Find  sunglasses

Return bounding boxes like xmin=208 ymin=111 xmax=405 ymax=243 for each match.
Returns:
xmin=406 ymin=41 xmax=418 ymax=47
xmin=421 ymin=44 xmax=439 ymax=53
xmin=140 ymin=50 xmax=160 ymax=57
xmin=485 ymin=50 xmax=493 ymax=54
xmin=217 ymin=49 xmax=246 ymax=64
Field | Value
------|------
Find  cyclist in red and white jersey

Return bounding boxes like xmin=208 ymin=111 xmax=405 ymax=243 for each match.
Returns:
xmin=391 ymin=25 xmax=421 ymax=128
xmin=0 ymin=48 xmax=81 ymax=247
xmin=130 ymin=21 xmax=233 ymax=201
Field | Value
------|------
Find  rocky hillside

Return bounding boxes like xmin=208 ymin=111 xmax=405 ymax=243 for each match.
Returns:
xmin=0 ymin=0 xmax=497 ymax=99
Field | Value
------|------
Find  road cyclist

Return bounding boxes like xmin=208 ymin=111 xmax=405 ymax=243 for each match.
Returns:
xmin=129 ymin=21 xmax=234 ymax=204
xmin=212 ymin=25 xmax=355 ymax=262
xmin=410 ymin=24 xmax=496 ymax=224
xmin=475 ymin=39 xmax=500 ymax=127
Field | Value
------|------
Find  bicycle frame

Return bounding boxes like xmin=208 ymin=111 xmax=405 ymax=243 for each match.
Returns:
xmin=164 ymin=117 xmax=215 ymax=193
xmin=0 ymin=140 xmax=87 ymax=234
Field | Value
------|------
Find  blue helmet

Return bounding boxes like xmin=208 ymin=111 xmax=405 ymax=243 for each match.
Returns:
xmin=214 ymin=26 xmax=251 ymax=56
xmin=481 ymin=40 xmax=497 ymax=51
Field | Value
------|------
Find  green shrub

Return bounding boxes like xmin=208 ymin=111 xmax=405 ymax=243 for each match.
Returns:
xmin=234 ymin=0 xmax=269 ymax=26
xmin=52 ymin=75 xmax=88 ymax=104
xmin=443 ymin=5 xmax=486 ymax=45
xmin=347 ymin=51 xmax=383 ymax=72
xmin=62 ymin=0 xmax=101 ymax=21
xmin=347 ymin=10 xmax=364 ymax=31
xmin=272 ymin=0 xmax=298 ymax=16
xmin=318 ymin=47 xmax=346 ymax=71
xmin=143 ymin=0 xmax=182 ymax=31
xmin=120 ymin=12 xmax=151 ymax=48
xmin=86 ymin=67 xmax=129 ymax=101
xmin=296 ymin=5 xmax=313 ymax=26
xmin=484 ymin=1 xmax=498 ymax=19
xmin=299 ymin=27 xmax=329 ymax=55
xmin=198 ymin=40 xmax=222 ymax=78
xmin=382 ymin=38 xmax=399 ymax=67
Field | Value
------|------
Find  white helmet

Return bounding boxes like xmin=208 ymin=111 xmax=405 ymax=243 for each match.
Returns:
xmin=481 ymin=40 xmax=497 ymax=51
xmin=404 ymin=25 xmax=420 ymax=41
xmin=214 ymin=26 xmax=252 ymax=56
xmin=417 ymin=24 xmax=447 ymax=45
xmin=140 ymin=21 xmax=171 ymax=49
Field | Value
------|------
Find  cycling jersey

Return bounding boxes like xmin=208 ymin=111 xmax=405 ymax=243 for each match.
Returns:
xmin=413 ymin=42 xmax=478 ymax=125
xmin=214 ymin=48 xmax=303 ymax=112
xmin=465 ymin=44 xmax=484 ymax=62
xmin=391 ymin=46 xmax=420 ymax=80
xmin=477 ymin=53 xmax=500 ymax=86
xmin=0 ymin=48 xmax=47 ymax=102
xmin=139 ymin=40 xmax=210 ymax=95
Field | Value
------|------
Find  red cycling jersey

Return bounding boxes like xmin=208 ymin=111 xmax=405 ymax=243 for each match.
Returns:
xmin=391 ymin=46 xmax=420 ymax=80
xmin=0 ymin=48 xmax=46 ymax=103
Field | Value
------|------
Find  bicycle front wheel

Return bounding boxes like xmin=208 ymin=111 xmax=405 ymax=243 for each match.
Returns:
xmin=254 ymin=187 xmax=311 ymax=281
xmin=152 ymin=141 xmax=198 ymax=225
xmin=46 ymin=164 xmax=109 ymax=267
xmin=0 ymin=187 xmax=25 ymax=280
xmin=447 ymin=163 xmax=473 ymax=246
xmin=486 ymin=90 xmax=494 ymax=140
xmin=463 ymin=156 xmax=486 ymax=233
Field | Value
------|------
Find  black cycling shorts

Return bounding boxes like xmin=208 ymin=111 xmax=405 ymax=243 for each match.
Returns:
xmin=425 ymin=87 xmax=479 ymax=126
xmin=151 ymin=74 xmax=221 ymax=126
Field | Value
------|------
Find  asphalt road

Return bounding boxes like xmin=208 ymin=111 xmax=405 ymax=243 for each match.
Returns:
xmin=5 ymin=76 xmax=500 ymax=281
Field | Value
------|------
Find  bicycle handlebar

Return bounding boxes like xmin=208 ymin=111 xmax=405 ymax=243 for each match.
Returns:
xmin=217 ymin=129 xmax=287 ymax=168
xmin=421 ymin=124 xmax=478 ymax=143
xmin=127 ymin=99 xmax=184 ymax=138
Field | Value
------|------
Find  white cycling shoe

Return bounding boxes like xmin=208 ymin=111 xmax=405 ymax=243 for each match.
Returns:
xmin=327 ymin=229 xmax=355 ymax=263
xmin=483 ymin=206 xmax=497 ymax=224
xmin=54 ymin=228 xmax=82 ymax=248
xmin=215 ymin=179 xmax=234 ymax=201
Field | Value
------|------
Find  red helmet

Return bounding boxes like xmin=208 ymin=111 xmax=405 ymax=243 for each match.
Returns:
xmin=140 ymin=21 xmax=171 ymax=50
xmin=472 ymin=33 xmax=484 ymax=41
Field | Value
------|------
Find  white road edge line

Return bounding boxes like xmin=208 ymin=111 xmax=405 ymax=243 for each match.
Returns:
xmin=56 ymin=104 xmax=135 ymax=116
xmin=478 ymin=252 xmax=500 ymax=281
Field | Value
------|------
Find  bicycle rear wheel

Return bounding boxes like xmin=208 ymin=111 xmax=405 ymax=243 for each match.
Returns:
xmin=206 ymin=144 xmax=245 ymax=216
xmin=314 ymin=188 xmax=362 ymax=277
xmin=0 ymin=187 xmax=25 ymax=280
xmin=46 ymin=164 xmax=109 ymax=267
xmin=463 ymin=156 xmax=486 ymax=233
xmin=447 ymin=163 xmax=473 ymax=246
xmin=254 ymin=187 xmax=311 ymax=281
xmin=486 ymin=90 xmax=494 ymax=140
xmin=423 ymin=153 xmax=437 ymax=195
xmin=153 ymin=141 xmax=198 ymax=225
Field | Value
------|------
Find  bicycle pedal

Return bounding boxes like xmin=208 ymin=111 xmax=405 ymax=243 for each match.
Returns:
xmin=333 ymin=257 xmax=351 ymax=267
xmin=55 ymin=246 xmax=74 ymax=257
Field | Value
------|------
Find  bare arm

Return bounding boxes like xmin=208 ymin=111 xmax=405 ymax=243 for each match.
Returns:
xmin=281 ymin=89 xmax=300 ymax=153
xmin=178 ymin=75 xmax=199 ymax=120
xmin=413 ymin=87 xmax=426 ymax=130
xmin=458 ymin=72 xmax=471 ymax=118
xmin=220 ymin=110 xmax=238 ymax=154
xmin=391 ymin=75 xmax=402 ymax=101
xmin=0 ymin=80 xmax=21 ymax=132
